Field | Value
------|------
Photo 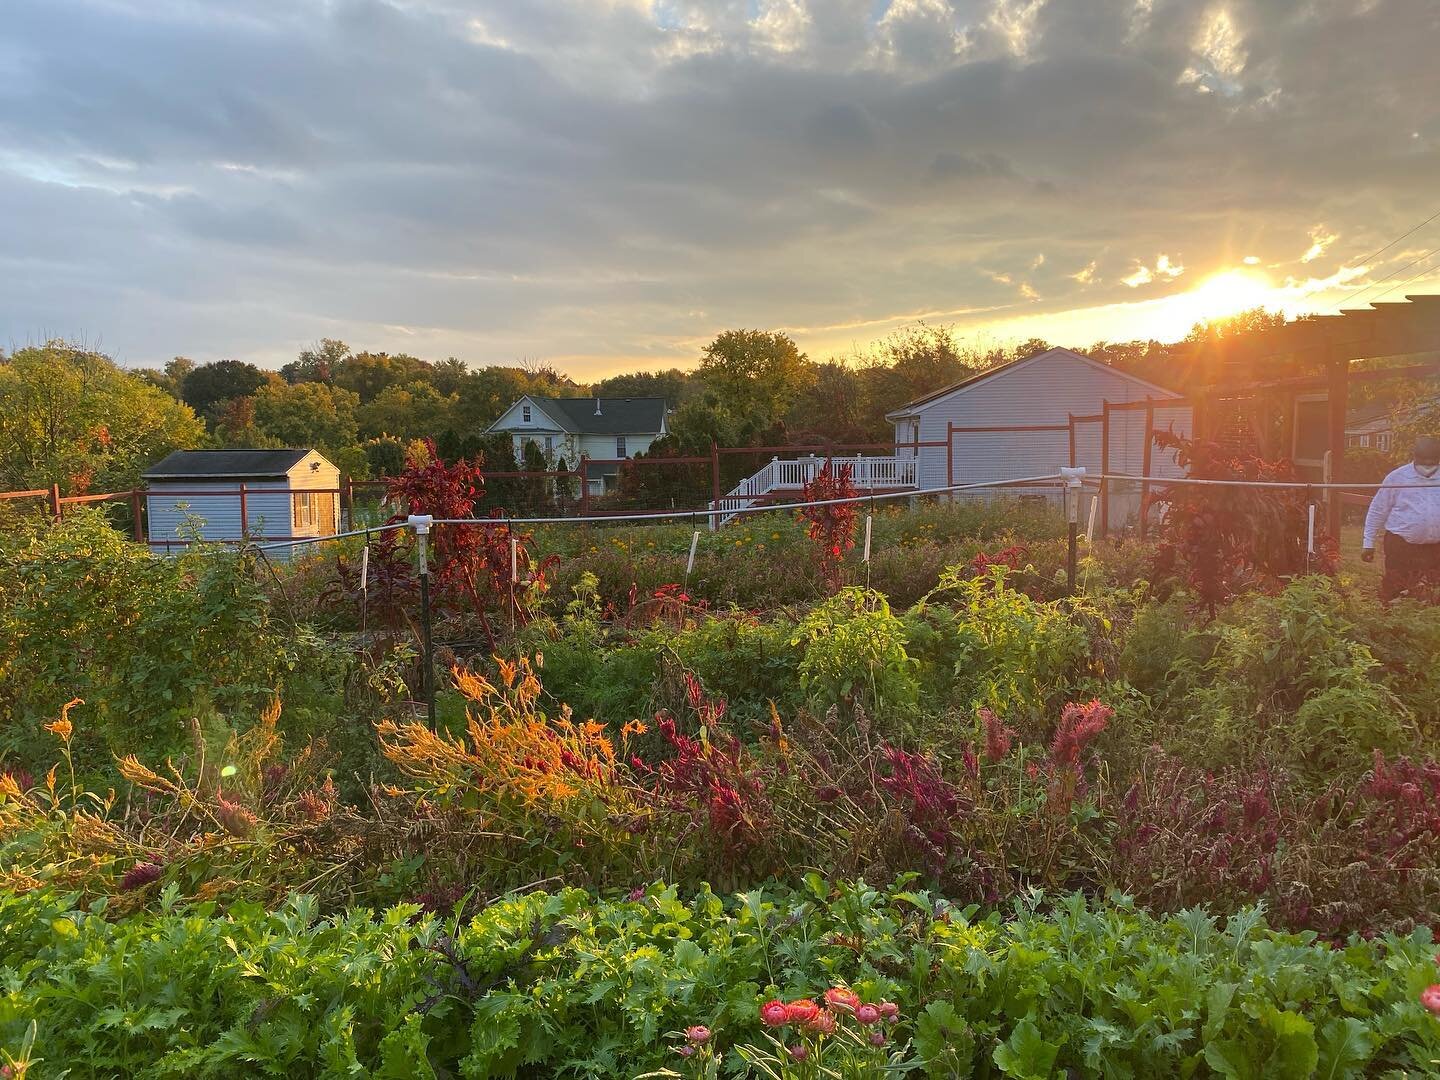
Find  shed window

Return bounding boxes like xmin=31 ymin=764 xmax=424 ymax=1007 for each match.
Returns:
xmin=616 ymin=436 xmax=627 ymax=458
xmin=522 ymin=405 xmax=531 ymax=422
xmin=292 ymin=492 xmax=336 ymax=535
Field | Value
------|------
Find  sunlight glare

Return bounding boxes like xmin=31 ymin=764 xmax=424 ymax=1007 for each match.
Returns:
xmin=1153 ymin=269 xmax=1274 ymax=338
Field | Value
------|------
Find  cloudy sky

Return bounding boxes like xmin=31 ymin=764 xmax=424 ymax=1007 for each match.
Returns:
xmin=2 ymin=0 xmax=1438 ymax=376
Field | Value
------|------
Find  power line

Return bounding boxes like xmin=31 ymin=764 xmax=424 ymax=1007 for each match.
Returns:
xmin=1332 ymin=241 xmax=1440 ymax=311
xmin=1367 ymin=249 xmax=1440 ymax=304
xmin=1348 ymin=206 xmax=1440 ymax=268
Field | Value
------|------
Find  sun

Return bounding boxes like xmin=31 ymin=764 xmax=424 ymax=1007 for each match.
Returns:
xmin=1148 ymin=268 xmax=1276 ymax=340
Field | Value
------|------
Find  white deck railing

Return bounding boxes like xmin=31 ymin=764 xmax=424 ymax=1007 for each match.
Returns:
xmin=713 ymin=455 xmax=918 ymax=526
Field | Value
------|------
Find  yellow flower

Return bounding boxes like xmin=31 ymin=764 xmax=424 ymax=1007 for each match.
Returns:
xmin=44 ymin=698 xmax=81 ymax=743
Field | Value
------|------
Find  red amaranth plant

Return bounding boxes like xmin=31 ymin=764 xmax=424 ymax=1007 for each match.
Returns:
xmin=799 ymin=461 xmax=858 ymax=593
xmin=333 ymin=440 xmax=554 ymax=645
xmin=1151 ymin=431 xmax=1339 ymax=613
xmin=1112 ymin=749 xmax=1440 ymax=935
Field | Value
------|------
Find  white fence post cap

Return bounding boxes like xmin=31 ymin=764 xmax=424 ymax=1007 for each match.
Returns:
xmin=1059 ymin=467 xmax=1086 ymax=486
xmin=407 ymin=514 xmax=434 ymax=534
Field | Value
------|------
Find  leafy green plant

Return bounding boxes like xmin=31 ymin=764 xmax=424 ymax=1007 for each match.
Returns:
xmin=790 ymin=588 xmax=918 ymax=717
xmin=7 ymin=879 xmax=1440 ymax=1077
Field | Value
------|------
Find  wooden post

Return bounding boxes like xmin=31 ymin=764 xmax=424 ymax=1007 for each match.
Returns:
xmin=1099 ymin=403 xmax=1111 ymax=538
xmin=1067 ymin=413 xmax=1077 ymax=469
xmin=1138 ymin=397 xmax=1155 ymax=541
xmin=709 ymin=439 xmax=720 ymax=529
xmin=1326 ymin=351 xmax=1347 ymax=540
xmin=239 ymin=482 xmax=249 ymax=540
xmin=946 ymin=422 xmax=954 ymax=489
xmin=343 ymin=475 xmax=355 ymax=531
xmin=131 ymin=488 xmax=144 ymax=542
xmin=49 ymin=483 xmax=62 ymax=521
xmin=578 ymin=454 xmax=590 ymax=518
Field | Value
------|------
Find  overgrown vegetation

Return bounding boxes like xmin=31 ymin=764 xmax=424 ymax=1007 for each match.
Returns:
xmin=5 ymin=483 xmax=1440 ymax=1075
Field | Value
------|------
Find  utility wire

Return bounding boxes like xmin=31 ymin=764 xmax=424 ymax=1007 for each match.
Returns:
xmin=1366 ymin=249 xmax=1440 ymax=304
xmin=1347 ymin=206 xmax=1440 ymax=269
xmin=1332 ymin=241 xmax=1440 ymax=311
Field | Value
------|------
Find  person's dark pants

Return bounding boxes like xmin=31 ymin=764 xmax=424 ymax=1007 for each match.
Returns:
xmin=1382 ymin=533 xmax=1440 ymax=601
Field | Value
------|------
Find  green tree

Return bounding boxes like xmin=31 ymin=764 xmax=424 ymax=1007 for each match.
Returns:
xmin=430 ymin=357 xmax=470 ymax=395
xmin=331 ymin=351 xmax=432 ymax=404
xmin=0 ymin=341 xmax=204 ymax=493
xmin=135 ymin=356 xmax=195 ymax=400
xmin=698 ymin=329 xmax=814 ymax=427
xmin=281 ymin=338 xmax=349 ymax=384
xmin=181 ymin=359 xmax=271 ymax=420
xmin=251 ymin=381 xmax=360 ymax=455
xmin=592 ymin=368 xmax=695 ymax=406
xmin=213 ymin=396 xmax=282 ymax=449
xmin=356 ymin=381 xmax=456 ymax=440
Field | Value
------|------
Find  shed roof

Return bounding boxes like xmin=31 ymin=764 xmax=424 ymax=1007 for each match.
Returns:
xmin=143 ymin=449 xmax=317 ymax=480
xmin=517 ymin=397 xmax=667 ymax=435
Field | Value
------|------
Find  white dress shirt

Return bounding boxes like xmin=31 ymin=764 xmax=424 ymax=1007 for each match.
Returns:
xmin=1363 ymin=462 xmax=1440 ymax=548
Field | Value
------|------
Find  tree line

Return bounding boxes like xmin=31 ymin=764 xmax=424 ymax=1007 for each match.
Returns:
xmin=4 ymin=308 xmax=1362 ymax=499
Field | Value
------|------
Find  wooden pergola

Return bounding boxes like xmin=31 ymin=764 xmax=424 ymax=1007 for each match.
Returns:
xmin=1187 ymin=294 xmax=1440 ymax=537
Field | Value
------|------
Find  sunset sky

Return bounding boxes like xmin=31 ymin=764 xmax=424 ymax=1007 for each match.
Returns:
xmin=3 ymin=0 xmax=1439 ymax=376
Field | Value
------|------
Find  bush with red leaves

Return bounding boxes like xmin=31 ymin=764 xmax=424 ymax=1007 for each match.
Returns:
xmin=1150 ymin=431 xmax=1338 ymax=613
xmin=799 ymin=461 xmax=858 ymax=593
xmin=333 ymin=439 xmax=554 ymax=645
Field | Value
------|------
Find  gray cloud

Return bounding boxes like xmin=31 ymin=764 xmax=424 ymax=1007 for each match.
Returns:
xmin=2 ymin=0 xmax=1439 ymax=372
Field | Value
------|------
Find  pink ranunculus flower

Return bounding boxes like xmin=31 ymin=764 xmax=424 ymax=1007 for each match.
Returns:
xmin=877 ymin=1001 xmax=900 ymax=1021
xmin=823 ymin=987 xmax=861 ymax=1015
xmin=761 ymin=1000 xmax=790 ymax=1027
xmin=855 ymin=1003 xmax=881 ymax=1025
xmin=685 ymin=1025 xmax=711 ymax=1045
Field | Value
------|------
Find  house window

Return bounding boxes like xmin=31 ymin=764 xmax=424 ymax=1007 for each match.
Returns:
xmin=292 ymin=492 xmax=336 ymax=536
xmin=1377 ymin=433 xmax=1391 ymax=452
xmin=544 ymin=435 xmax=554 ymax=454
xmin=522 ymin=405 xmax=531 ymax=423
xmin=616 ymin=436 xmax=627 ymax=458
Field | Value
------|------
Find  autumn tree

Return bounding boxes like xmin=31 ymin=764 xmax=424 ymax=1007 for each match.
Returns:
xmin=0 ymin=341 xmax=204 ymax=492
xmin=251 ymin=381 xmax=360 ymax=455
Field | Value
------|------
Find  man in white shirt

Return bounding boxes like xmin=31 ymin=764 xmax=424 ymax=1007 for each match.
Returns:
xmin=1362 ymin=436 xmax=1440 ymax=600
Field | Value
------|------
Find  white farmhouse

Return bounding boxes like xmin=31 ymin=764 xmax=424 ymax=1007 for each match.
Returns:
xmin=486 ymin=396 xmax=668 ymax=494
xmin=142 ymin=449 xmax=340 ymax=556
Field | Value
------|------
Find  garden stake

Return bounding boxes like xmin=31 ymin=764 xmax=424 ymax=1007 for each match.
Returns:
xmin=360 ymin=530 xmax=370 ymax=637
xmin=409 ymin=514 xmax=436 ymax=726
xmin=1085 ymin=494 xmax=1098 ymax=543
xmin=685 ymin=529 xmax=700 ymax=587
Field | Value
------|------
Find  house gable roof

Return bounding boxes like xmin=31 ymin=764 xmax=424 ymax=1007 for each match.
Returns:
xmin=143 ymin=449 xmax=321 ymax=480
xmin=490 ymin=396 xmax=667 ymax=435
xmin=884 ymin=347 xmax=1182 ymax=420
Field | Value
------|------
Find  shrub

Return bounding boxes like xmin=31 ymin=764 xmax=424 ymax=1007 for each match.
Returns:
xmin=1150 ymin=431 xmax=1338 ymax=612
xmin=0 ymin=512 xmax=288 ymax=769
xmin=1174 ymin=578 xmax=1417 ymax=776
